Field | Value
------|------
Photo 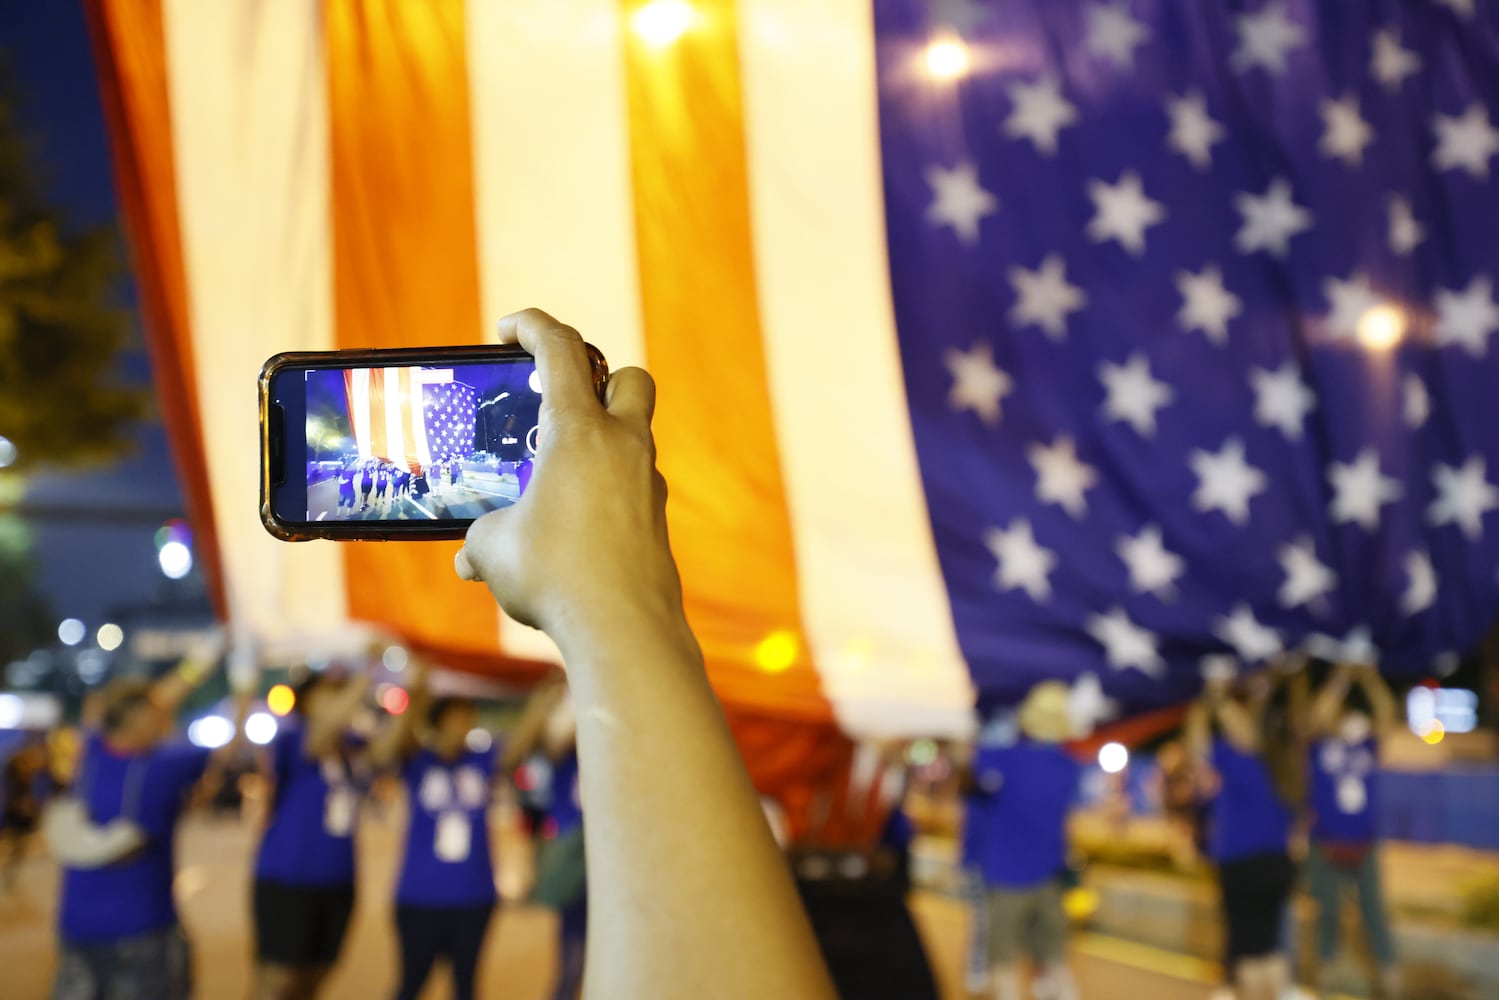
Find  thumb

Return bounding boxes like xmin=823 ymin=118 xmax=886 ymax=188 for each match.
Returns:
xmin=453 ymin=504 xmax=517 ymax=583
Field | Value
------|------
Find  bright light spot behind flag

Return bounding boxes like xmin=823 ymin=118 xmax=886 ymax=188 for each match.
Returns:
xmin=158 ymin=540 xmax=193 ymax=580
xmin=1357 ymin=304 xmax=1405 ymax=350
xmin=924 ymin=37 xmax=971 ymax=80
xmin=96 ymin=623 xmax=124 ymax=652
xmin=1099 ymin=741 xmax=1129 ymax=773
xmin=631 ymin=0 xmax=695 ymax=48
xmin=58 ymin=619 xmax=86 ymax=646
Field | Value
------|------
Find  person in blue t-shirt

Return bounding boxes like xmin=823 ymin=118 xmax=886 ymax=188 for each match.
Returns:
xmin=1186 ymin=670 xmax=1300 ymax=1000
xmin=251 ymin=669 xmax=372 ymax=1000
xmin=503 ymin=676 xmax=585 ymax=1000
xmin=52 ymin=644 xmax=245 ymax=1000
xmin=969 ymin=682 xmax=1082 ymax=1000
xmin=369 ymin=663 xmax=500 ymax=1000
xmin=1305 ymin=661 xmax=1400 ymax=999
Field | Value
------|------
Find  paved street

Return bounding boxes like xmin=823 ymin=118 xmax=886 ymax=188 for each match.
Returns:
xmin=308 ymin=466 xmax=521 ymax=523
xmin=1 ymin=804 xmax=1231 ymax=1000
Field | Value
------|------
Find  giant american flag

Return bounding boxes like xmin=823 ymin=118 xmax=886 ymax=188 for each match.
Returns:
xmin=880 ymin=0 xmax=1499 ymax=724
xmin=92 ymin=0 xmax=1499 ymax=770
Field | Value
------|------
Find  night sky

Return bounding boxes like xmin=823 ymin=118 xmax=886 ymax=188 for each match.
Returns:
xmin=3 ymin=1 xmax=191 ymax=626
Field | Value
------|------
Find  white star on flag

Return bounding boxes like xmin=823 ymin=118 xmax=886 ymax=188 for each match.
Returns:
xmin=1084 ymin=2 xmax=1150 ymax=70
xmin=944 ymin=341 xmax=1013 ymax=425
xmin=1277 ymin=537 xmax=1336 ymax=609
xmin=1009 ymin=255 xmax=1087 ymax=339
xmin=1248 ymin=361 xmax=1315 ymax=439
xmin=1429 ymin=456 xmax=1499 ymax=539
xmin=1323 ymin=273 xmax=1383 ymax=342
xmin=1004 ymin=77 xmax=1078 ymax=156
xmin=1067 ymin=673 xmax=1120 ymax=736
xmin=1370 ymin=29 xmax=1421 ymax=91
xmin=930 ymin=0 xmax=986 ymax=34
xmin=1028 ymin=435 xmax=1098 ymax=519
xmin=925 ymin=161 xmax=998 ymax=244
xmin=1098 ymin=353 xmax=1174 ymax=436
xmin=984 ymin=518 xmax=1058 ymax=602
xmin=1403 ymin=374 xmax=1430 ymax=429
xmin=1176 ymin=265 xmax=1241 ymax=345
xmin=1431 ymin=103 xmax=1499 ymax=179
xmin=1165 ymin=92 xmax=1224 ymax=170
xmin=1214 ymin=603 xmax=1281 ymax=663
xmin=1387 ymin=195 xmax=1425 ymax=256
xmin=1087 ymin=172 xmax=1166 ymax=255
xmin=1232 ymin=1 xmax=1307 ymax=77
xmin=1328 ymin=448 xmax=1403 ymax=531
xmin=1318 ymin=95 xmax=1375 ymax=166
xmin=1434 ymin=275 xmax=1499 ymax=356
xmin=1234 ymin=178 xmax=1312 ymax=258
xmin=1400 ymin=550 xmax=1437 ymax=616
xmin=1190 ymin=438 xmax=1267 ymax=525
xmin=1086 ymin=608 xmax=1165 ymax=677
xmin=1116 ymin=525 xmax=1185 ymax=600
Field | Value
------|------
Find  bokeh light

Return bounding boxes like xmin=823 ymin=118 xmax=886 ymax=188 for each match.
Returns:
xmin=245 ymin=712 xmax=278 ymax=746
xmin=187 ymin=715 xmax=232 ymax=749
xmin=754 ymin=630 xmax=799 ymax=673
xmin=1099 ymin=741 xmax=1130 ymax=774
xmin=1357 ymin=304 xmax=1406 ymax=351
xmin=96 ymin=623 xmax=124 ymax=652
xmin=466 ymin=728 xmax=493 ymax=753
xmin=0 ymin=435 xmax=16 ymax=468
xmin=158 ymin=540 xmax=193 ymax=580
xmin=1420 ymin=719 xmax=1446 ymax=745
xmin=382 ymin=686 xmax=410 ymax=715
xmin=0 ymin=693 xmax=22 ymax=729
xmin=923 ymin=37 xmax=971 ymax=80
xmin=57 ymin=618 xmax=86 ymax=646
xmin=267 ymin=684 xmax=296 ymax=717
xmin=382 ymin=645 xmax=409 ymax=673
xmin=631 ymin=0 xmax=694 ymax=47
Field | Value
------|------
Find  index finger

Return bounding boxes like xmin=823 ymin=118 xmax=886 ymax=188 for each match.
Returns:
xmin=495 ymin=308 xmax=600 ymax=418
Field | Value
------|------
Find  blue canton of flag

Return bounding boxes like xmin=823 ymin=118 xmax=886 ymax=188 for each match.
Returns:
xmin=877 ymin=0 xmax=1499 ymax=722
xmin=422 ymin=381 xmax=478 ymax=461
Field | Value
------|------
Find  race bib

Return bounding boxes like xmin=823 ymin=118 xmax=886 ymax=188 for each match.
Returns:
xmin=435 ymin=810 xmax=471 ymax=863
xmin=455 ymin=766 xmax=487 ymax=809
xmin=325 ymin=786 xmax=357 ymax=837
xmin=1336 ymin=775 xmax=1367 ymax=814
xmin=419 ymin=770 xmax=454 ymax=812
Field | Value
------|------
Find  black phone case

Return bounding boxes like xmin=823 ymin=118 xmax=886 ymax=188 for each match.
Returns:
xmin=258 ymin=343 xmax=608 ymax=542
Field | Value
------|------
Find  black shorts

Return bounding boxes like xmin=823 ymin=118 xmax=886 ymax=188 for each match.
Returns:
xmin=253 ymin=880 xmax=356 ymax=967
xmin=1218 ymin=851 xmax=1294 ymax=962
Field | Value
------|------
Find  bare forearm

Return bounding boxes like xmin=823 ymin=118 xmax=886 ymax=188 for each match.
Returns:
xmin=560 ymin=611 xmax=834 ymax=1000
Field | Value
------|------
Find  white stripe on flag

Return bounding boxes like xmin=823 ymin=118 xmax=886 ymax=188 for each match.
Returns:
xmin=351 ymin=368 xmax=373 ymax=460
xmin=383 ymin=366 xmax=408 ymax=467
xmin=738 ymin=0 xmax=974 ymax=736
xmin=163 ymin=0 xmax=356 ymax=652
xmin=467 ymin=0 xmax=647 ymax=663
xmin=409 ymin=370 xmax=434 ymax=469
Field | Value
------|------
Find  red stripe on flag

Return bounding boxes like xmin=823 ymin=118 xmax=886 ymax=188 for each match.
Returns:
xmin=367 ymin=367 xmax=387 ymax=460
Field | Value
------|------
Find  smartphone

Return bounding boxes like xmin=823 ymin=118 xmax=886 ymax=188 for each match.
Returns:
xmin=260 ymin=344 xmax=608 ymax=541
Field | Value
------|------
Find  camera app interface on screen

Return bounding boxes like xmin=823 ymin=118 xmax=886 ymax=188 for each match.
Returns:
xmin=304 ymin=362 xmax=540 ymax=523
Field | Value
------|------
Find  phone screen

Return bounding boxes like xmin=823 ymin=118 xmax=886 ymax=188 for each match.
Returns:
xmin=271 ymin=358 xmax=540 ymax=526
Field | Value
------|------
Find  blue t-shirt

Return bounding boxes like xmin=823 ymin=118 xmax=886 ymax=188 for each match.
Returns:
xmin=396 ymin=749 xmax=497 ymax=908
xmin=1309 ymin=737 xmax=1378 ymax=845
xmin=545 ymin=751 xmax=582 ymax=836
xmin=971 ymin=741 xmax=1080 ymax=889
xmin=1209 ymin=738 xmax=1291 ymax=863
xmin=254 ymin=724 xmax=360 ymax=887
xmin=59 ymin=735 xmax=210 ymax=944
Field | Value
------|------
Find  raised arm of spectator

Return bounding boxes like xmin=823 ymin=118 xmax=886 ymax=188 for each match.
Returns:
xmin=150 ymin=631 xmax=228 ymax=715
xmin=305 ymin=674 xmax=372 ymax=759
xmin=1309 ymin=662 xmax=1356 ymax=737
xmin=370 ymin=663 xmax=430 ymax=770
xmin=499 ymin=675 xmax=566 ymax=773
xmin=456 ymin=310 xmax=835 ymax=1000
xmin=1353 ymin=663 xmax=1398 ymax=733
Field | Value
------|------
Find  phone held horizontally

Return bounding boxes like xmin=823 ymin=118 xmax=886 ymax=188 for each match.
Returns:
xmin=259 ymin=344 xmax=608 ymax=542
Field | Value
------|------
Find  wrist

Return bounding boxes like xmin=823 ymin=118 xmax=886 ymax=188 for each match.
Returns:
xmin=549 ymin=591 xmax=699 ymax=676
